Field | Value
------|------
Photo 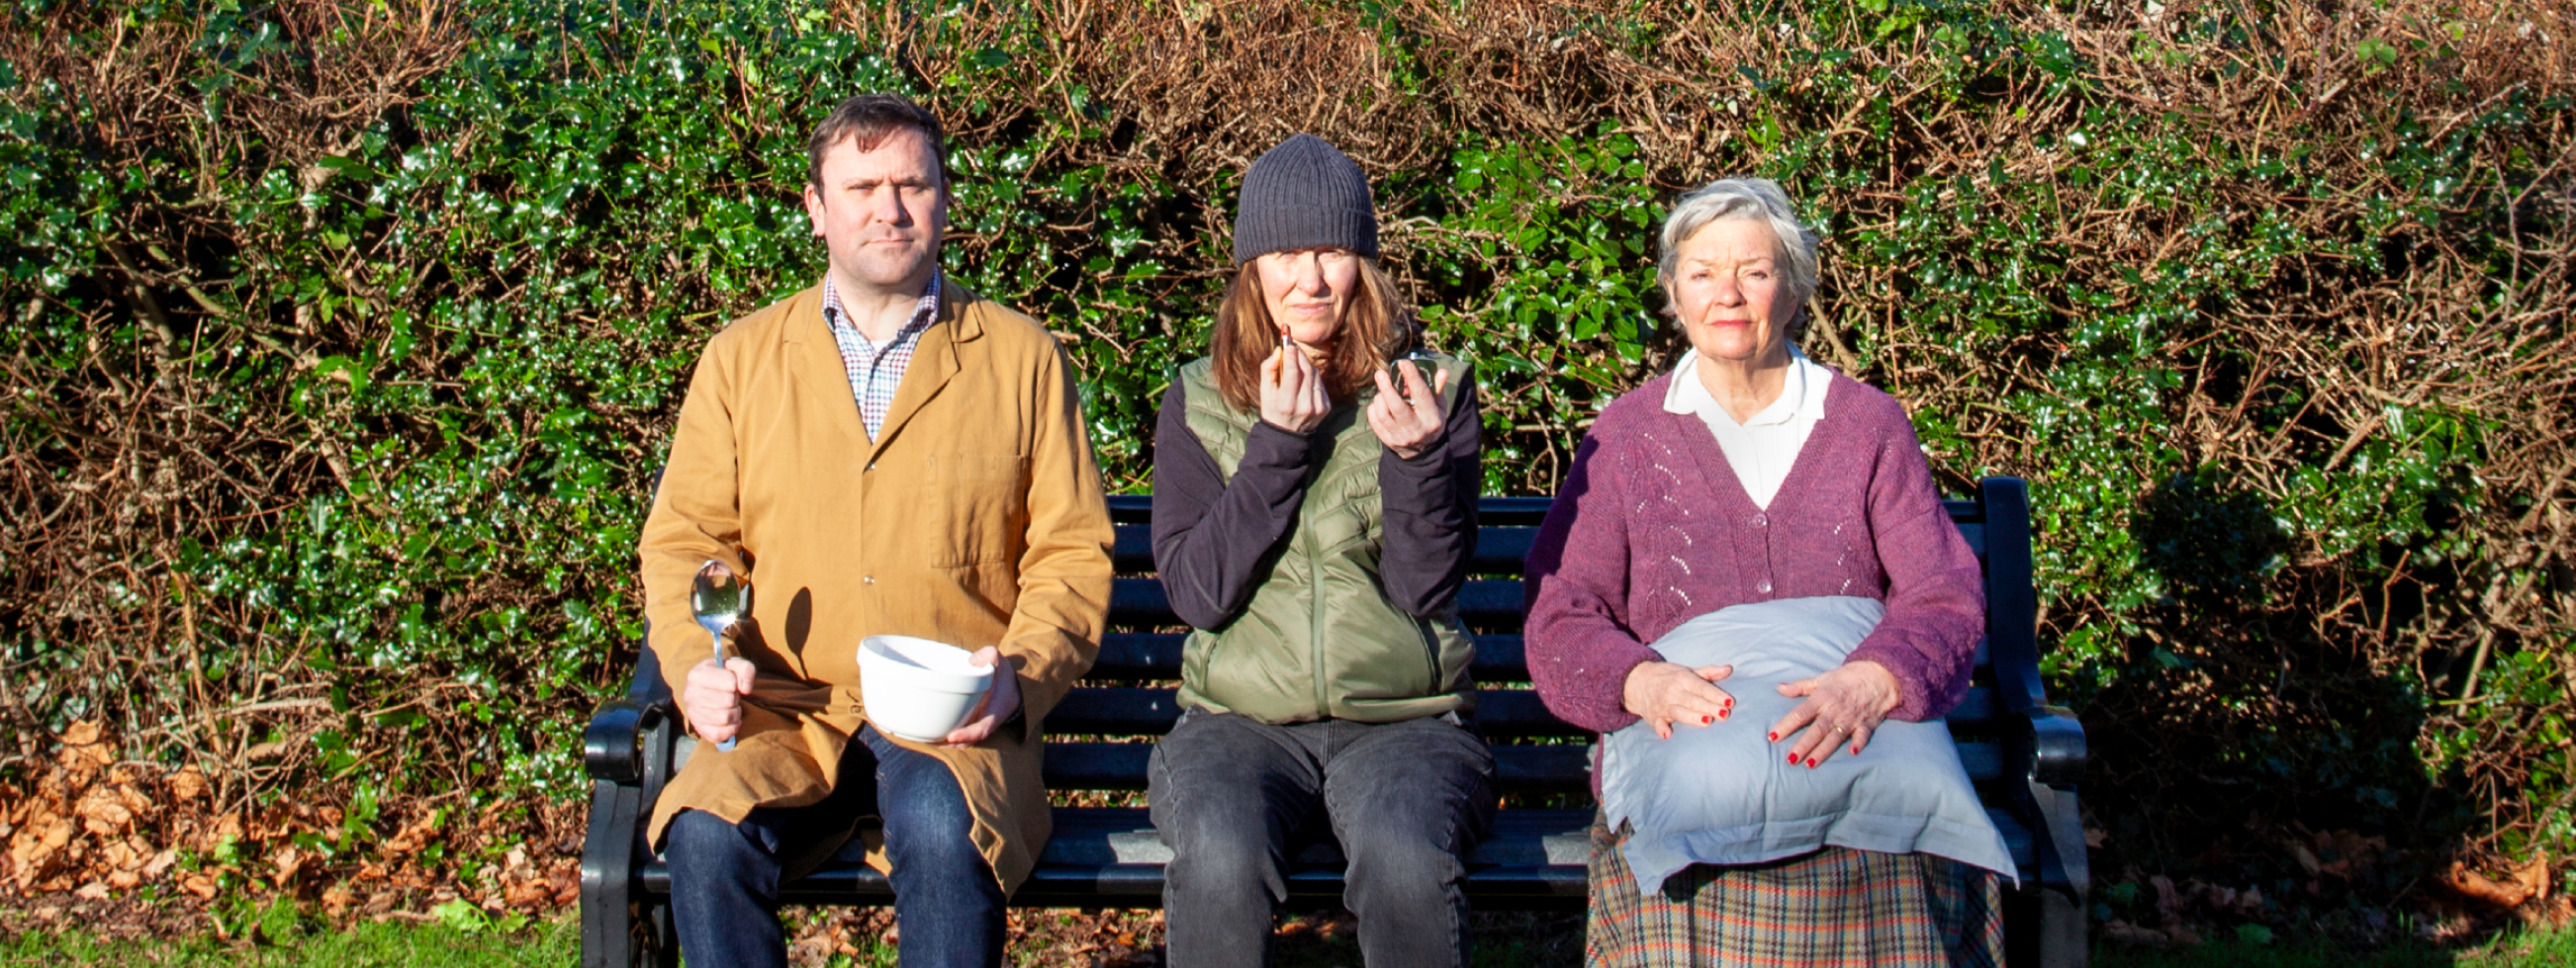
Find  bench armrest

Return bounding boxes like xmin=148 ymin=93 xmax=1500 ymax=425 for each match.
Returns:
xmin=2021 ymin=704 xmax=2085 ymax=791
xmin=2011 ymin=703 xmax=2091 ymax=903
xmin=585 ymin=697 xmax=675 ymax=785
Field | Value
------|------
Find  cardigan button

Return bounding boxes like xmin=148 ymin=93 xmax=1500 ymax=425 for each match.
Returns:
xmin=1756 ymin=579 xmax=1773 ymax=594
xmin=1752 ymin=513 xmax=1768 ymax=527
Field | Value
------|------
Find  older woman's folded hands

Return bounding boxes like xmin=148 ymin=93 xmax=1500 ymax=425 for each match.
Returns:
xmin=1620 ymin=660 xmax=1736 ymax=740
xmin=1767 ymin=660 xmax=1901 ymax=768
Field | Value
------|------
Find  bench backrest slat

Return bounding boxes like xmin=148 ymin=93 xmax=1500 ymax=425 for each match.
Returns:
xmin=1071 ymin=485 xmax=2036 ymax=800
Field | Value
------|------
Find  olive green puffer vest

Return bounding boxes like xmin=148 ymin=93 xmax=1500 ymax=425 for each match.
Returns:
xmin=1172 ymin=353 xmax=1477 ymax=725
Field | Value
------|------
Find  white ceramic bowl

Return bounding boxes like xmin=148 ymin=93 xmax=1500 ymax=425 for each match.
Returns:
xmin=858 ymin=635 xmax=994 ymax=742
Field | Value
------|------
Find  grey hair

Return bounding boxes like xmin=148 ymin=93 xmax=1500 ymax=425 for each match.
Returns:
xmin=1655 ymin=177 xmax=1822 ymax=335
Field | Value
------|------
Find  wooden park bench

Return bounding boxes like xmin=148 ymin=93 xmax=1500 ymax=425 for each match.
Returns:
xmin=580 ymin=476 xmax=2089 ymax=966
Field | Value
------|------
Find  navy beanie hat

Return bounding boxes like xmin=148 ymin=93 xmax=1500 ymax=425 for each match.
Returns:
xmin=1231 ymin=133 xmax=1379 ymax=265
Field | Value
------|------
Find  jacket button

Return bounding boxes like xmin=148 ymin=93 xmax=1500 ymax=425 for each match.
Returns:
xmin=866 ymin=462 xmax=875 ymax=472
xmin=1752 ymin=513 xmax=1768 ymax=527
xmin=863 ymin=575 xmax=875 ymax=584
xmin=1756 ymin=579 xmax=1773 ymax=594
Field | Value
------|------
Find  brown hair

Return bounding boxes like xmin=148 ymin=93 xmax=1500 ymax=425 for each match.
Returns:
xmin=1209 ymin=257 xmax=1419 ymax=413
xmin=805 ymin=93 xmax=950 ymax=190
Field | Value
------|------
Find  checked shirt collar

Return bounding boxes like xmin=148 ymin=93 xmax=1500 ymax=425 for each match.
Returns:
xmin=820 ymin=272 xmax=941 ymax=442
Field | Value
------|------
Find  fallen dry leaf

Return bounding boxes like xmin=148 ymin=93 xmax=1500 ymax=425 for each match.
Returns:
xmin=73 ymin=880 xmax=109 ymax=900
xmin=2532 ymin=896 xmax=2574 ymax=927
xmin=2313 ymin=830 xmax=2386 ymax=879
xmin=179 ymin=873 xmax=219 ymax=900
xmin=502 ymin=877 xmax=551 ymax=910
xmin=2445 ymin=861 xmax=2533 ymax=911
xmin=2286 ymin=839 xmax=2323 ymax=876
xmin=166 ymin=769 xmax=208 ymax=802
xmin=8 ymin=812 xmax=74 ymax=891
xmin=100 ymin=837 xmax=142 ymax=871
xmin=55 ymin=723 xmax=114 ymax=773
xmin=2101 ymin=921 xmax=2167 ymax=947
xmin=273 ymin=845 xmax=317 ymax=891
xmin=546 ymin=862 xmax=580 ymax=906
xmin=2510 ymin=852 xmax=2549 ymax=902
xmin=382 ymin=814 xmax=439 ymax=856
xmin=75 ymin=791 xmax=134 ymax=838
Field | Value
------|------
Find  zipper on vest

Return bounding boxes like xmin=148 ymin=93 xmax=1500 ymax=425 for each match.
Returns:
xmin=1305 ymin=513 xmax=1329 ymax=719
xmin=1414 ymin=616 xmax=1441 ymax=693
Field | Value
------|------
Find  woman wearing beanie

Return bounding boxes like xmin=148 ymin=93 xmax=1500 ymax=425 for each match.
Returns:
xmin=1147 ymin=132 xmax=1495 ymax=968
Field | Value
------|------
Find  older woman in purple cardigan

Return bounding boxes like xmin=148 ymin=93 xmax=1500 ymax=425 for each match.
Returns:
xmin=1523 ymin=178 xmax=2001 ymax=966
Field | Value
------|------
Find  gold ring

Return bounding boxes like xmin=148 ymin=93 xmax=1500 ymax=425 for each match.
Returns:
xmin=1830 ymin=725 xmax=1849 ymax=734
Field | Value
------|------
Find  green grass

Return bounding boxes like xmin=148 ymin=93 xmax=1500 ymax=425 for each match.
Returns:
xmin=2091 ymin=923 xmax=2576 ymax=968
xmin=0 ymin=910 xmax=579 ymax=967
xmin=0 ymin=909 xmax=1560 ymax=968
xmin=6 ymin=910 xmax=2568 ymax=967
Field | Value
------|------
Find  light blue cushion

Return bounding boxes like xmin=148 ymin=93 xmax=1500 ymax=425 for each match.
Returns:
xmin=1600 ymin=596 xmax=2016 ymax=894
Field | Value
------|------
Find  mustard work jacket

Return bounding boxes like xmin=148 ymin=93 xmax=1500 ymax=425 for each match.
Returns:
xmin=636 ymin=279 xmax=1113 ymax=893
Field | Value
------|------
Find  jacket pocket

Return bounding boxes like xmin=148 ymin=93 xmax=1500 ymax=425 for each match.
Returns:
xmin=928 ymin=453 xmax=1028 ymax=567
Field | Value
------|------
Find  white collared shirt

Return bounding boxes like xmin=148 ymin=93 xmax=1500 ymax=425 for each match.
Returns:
xmin=1661 ymin=346 xmax=1833 ymax=510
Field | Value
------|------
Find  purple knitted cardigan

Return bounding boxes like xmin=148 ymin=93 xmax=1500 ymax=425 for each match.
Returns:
xmin=1522 ymin=369 xmax=1985 ymax=735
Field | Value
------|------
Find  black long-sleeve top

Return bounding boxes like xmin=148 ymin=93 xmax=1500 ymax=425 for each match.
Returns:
xmin=1150 ymin=376 xmax=1482 ymax=631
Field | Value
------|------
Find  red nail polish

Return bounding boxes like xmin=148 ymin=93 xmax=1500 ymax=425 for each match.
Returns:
xmin=1767 ymin=732 xmax=1778 ymax=742
xmin=1718 ymin=710 xmax=1728 ymax=720
xmin=1702 ymin=715 xmax=1713 ymax=725
xmin=1851 ymin=745 xmax=1862 ymax=755
xmin=1788 ymin=752 xmax=1798 ymax=763
xmin=1807 ymin=757 xmax=1819 ymax=768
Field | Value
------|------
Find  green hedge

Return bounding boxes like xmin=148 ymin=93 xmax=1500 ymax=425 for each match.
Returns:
xmin=2 ymin=0 xmax=2570 ymax=906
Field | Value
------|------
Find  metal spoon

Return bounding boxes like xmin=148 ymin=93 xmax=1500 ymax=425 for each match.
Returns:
xmin=690 ymin=560 xmax=748 ymax=751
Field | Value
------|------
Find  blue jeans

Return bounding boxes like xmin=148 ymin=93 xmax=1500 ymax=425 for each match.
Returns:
xmin=665 ymin=725 xmax=1004 ymax=968
xmin=1149 ymin=710 xmax=1497 ymax=968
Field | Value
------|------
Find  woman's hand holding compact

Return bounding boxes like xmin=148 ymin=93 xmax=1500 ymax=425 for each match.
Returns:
xmin=1620 ymin=660 xmax=1736 ymax=740
xmin=1767 ymin=660 xmax=1900 ymax=767
xmin=1257 ymin=329 xmax=1331 ymax=434
xmin=1365 ymin=360 xmax=1450 ymax=459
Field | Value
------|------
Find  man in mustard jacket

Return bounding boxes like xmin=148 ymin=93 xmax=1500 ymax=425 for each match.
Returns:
xmin=636 ymin=92 xmax=1112 ymax=968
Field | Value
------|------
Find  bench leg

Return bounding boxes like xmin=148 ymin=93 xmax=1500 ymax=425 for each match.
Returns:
xmin=581 ymin=780 xmax=645 ymax=968
xmin=2037 ymin=881 xmax=2087 ymax=968
xmin=2026 ymin=780 xmax=2089 ymax=968
xmin=645 ymin=899 xmax=680 ymax=968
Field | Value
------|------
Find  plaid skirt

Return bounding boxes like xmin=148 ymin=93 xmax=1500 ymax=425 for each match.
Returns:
xmin=1587 ymin=817 xmax=2004 ymax=968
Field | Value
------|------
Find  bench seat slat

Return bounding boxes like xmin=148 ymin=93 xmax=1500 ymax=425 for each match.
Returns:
xmin=637 ymin=804 xmax=2036 ymax=906
xmin=1037 ymin=738 xmax=2003 ymax=792
xmin=1046 ymin=686 xmax=1998 ymax=738
xmin=1040 ymin=742 xmax=1602 ymax=793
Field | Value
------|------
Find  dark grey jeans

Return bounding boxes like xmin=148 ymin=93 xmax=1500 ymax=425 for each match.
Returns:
xmin=1148 ymin=709 xmax=1498 ymax=968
